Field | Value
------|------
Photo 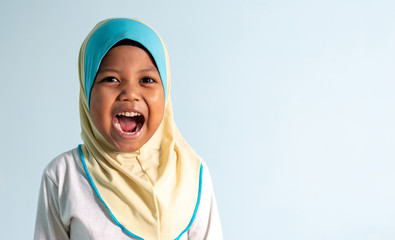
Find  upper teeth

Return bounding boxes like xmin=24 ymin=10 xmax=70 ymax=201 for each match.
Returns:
xmin=118 ymin=112 xmax=141 ymax=117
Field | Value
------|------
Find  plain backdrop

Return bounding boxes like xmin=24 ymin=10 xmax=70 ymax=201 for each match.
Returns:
xmin=1 ymin=0 xmax=395 ymax=239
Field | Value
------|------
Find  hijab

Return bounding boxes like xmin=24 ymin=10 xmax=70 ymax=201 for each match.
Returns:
xmin=77 ymin=18 xmax=202 ymax=240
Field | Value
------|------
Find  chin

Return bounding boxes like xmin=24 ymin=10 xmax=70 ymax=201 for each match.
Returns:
xmin=116 ymin=141 xmax=144 ymax=152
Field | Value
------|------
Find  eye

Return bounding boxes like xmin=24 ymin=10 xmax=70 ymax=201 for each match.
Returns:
xmin=140 ymin=77 xmax=155 ymax=84
xmin=101 ymin=77 xmax=119 ymax=83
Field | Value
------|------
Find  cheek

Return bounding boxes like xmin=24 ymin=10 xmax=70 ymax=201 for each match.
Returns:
xmin=90 ymin=88 xmax=111 ymax=130
xmin=149 ymin=90 xmax=165 ymax=125
xmin=155 ymin=104 xmax=165 ymax=123
xmin=90 ymin=102 xmax=105 ymax=132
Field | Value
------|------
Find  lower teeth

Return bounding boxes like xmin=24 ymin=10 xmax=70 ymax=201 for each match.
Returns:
xmin=114 ymin=123 xmax=142 ymax=134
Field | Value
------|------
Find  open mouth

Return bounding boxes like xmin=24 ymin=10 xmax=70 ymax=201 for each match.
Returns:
xmin=113 ymin=111 xmax=145 ymax=135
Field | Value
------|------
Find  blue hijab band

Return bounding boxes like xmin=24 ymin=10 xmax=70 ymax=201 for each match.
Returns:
xmin=83 ymin=18 xmax=168 ymax=107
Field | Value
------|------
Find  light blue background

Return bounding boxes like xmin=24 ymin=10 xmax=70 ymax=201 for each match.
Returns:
xmin=1 ymin=0 xmax=395 ymax=239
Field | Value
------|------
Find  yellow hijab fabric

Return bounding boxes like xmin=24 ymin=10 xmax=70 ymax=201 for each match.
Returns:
xmin=77 ymin=18 xmax=202 ymax=240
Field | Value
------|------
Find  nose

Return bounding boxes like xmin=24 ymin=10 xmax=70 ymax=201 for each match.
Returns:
xmin=118 ymin=82 xmax=141 ymax=102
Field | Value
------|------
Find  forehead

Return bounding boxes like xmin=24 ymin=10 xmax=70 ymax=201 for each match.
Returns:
xmin=98 ymin=45 xmax=159 ymax=74
xmin=101 ymin=43 xmax=157 ymax=65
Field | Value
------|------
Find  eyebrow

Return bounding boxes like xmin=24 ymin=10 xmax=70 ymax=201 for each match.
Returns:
xmin=138 ymin=67 xmax=158 ymax=74
xmin=97 ymin=68 xmax=120 ymax=74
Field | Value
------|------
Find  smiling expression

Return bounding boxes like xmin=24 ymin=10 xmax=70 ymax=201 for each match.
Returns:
xmin=90 ymin=45 xmax=165 ymax=152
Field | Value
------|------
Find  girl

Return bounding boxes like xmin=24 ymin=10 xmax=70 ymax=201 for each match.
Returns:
xmin=34 ymin=18 xmax=223 ymax=240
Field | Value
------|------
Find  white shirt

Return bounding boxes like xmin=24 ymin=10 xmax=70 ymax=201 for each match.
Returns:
xmin=34 ymin=148 xmax=223 ymax=240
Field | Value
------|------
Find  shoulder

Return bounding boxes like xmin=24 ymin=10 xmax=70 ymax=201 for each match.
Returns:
xmin=42 ymin=147 xmax=83 ymax=186
xmin=188 ymin=158 xmax=224 ymax=239
xmin=199 ymin=158 xmax=214 ymax=188
xmin=196 ymin=158 xmax=217 ymax=211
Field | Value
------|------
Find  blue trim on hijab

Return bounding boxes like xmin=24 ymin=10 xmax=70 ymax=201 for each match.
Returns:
xmin=84 ymin=18 xmax=168 ymax=108
xmin=174 ymin=164 xmax=203 ymax=240
xmin=78 ymin=145 xmax=202 ymax=239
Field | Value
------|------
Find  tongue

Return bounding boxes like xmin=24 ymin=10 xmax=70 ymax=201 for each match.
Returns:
xmin=118 ymin=116 xmax=137 ymax=132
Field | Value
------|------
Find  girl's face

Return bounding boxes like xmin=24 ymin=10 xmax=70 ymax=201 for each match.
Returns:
xmin=90 ymin=45 xmax=165 ymax=152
